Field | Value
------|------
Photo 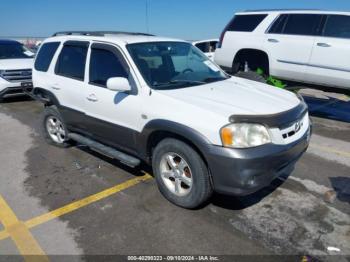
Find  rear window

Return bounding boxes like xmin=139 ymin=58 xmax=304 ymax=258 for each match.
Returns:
xmin=227 ymin=14 xmax=267 ymax=32
xmin=268 ymin=14 xmax=323 ymax=36
xmin=323 ymin=15 xmax=350 ymax=39
xmin=34 ymin=42 xmax=60 ymax=72
xmin=268 ymin=15 xmax=288 ymax=34
xmin=55 ymin=42 xmax=88 ymax=81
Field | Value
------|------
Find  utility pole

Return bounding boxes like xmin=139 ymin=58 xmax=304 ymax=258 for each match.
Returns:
xmin=145 ymin=0 xmax=150 ymax=34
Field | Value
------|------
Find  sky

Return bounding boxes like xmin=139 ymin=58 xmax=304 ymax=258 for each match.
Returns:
xmin=1 ymin=0 xmax=350 ymax=40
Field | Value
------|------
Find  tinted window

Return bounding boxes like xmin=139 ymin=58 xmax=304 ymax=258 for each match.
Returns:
xmin=34 ymin=42 xmax=60 ymax=72
xmin=268 ymin=15 xmax=288 ymax=34
xmin=228 ymin=14 xmax=267 ymax=32
xmin=209 ymin=41 xmax=218 ymax=52
xmin=195 ymin=42 xmax=209 ymax=53
xmin=324 ymin=15 xmax=350 ymax=38
xmin=0 ymin=42 xmax=34 ymax=59
xmin=89 ymin=48 xmax=128 ymax=87
xmin=55 ymin=43 xmax=88 ymax=80
xmin=283 ymin=14 xmax=323 ymax=36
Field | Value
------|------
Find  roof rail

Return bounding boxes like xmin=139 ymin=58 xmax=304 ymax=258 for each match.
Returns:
xmin=52 ymin=31 xmax=154 ymax=37
xmin=243 ymin=8 xmax=321 ymax=12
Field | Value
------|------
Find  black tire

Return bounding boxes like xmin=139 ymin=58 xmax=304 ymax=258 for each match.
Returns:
xmin=0 ymin=96 xmax=4 ymax=103
xmin=235 ymin=71 xmax=267 ymax=83
xmin=152 ymin=138 xmax=213 ymax=209
xmin=42 ymin=105 xmax=71 ymax=148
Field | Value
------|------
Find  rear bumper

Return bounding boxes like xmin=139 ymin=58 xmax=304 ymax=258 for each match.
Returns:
xmin=206 ymin=127 xmax=311 ymax=196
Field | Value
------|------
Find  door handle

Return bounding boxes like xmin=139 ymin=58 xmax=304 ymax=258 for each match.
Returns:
xmin=317 ymin=43 xmax=331 ymax=47
xmin=51 ymin=83 xmax=60 ymax=90
xmin=86 ymin=94 xmax=98 ymax=102
xmin=268 ymin=39 xmax=279 ymax=43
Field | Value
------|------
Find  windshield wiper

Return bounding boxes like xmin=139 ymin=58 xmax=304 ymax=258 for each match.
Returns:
xmin=153 ymin=79 xmax=206 ymax=87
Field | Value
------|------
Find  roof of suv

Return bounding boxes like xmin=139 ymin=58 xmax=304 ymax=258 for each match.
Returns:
xmin=48 ymin=31 xmax=186 ymax=45
xmin=236 ymin=9 xmax=350 ymax=15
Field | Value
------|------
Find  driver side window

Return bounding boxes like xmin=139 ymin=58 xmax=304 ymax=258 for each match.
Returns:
xmin=89 ymin=46 xmax=128 ymax=87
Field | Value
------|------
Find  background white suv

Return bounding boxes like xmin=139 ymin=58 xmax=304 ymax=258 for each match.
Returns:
xmin=192 ymin=39 xmax=218 ymax=61
xmin=215 ymin=10 xmax=350 ymax=91
xmin=0 ymin=39 xmax=34 ymax=101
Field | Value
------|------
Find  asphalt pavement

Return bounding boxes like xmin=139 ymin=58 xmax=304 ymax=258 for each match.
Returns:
xmin=0 ymin=92 xmax=349 ymax=262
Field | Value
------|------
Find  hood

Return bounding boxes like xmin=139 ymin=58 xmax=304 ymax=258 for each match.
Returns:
xmin=156 ymin=77 xmax=301 ymax=117
xmin=0 ymin=58 xmax=34 ymax=70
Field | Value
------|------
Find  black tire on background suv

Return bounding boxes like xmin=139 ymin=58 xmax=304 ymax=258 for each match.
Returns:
xmin=42 ymin=105 xmax=71 ymax=148
xmin=152 ymin=138 xmax=213 ymax=209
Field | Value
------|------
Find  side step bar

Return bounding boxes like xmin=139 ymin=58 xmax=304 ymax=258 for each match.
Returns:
xmin=68 ymin=133 xmax=141 ymax=167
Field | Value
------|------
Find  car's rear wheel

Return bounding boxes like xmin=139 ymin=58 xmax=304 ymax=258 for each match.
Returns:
xmin=42 ymin=106 xmax=71 ymax=148
xmin=152 ymin=138 xmax=213 ymax=209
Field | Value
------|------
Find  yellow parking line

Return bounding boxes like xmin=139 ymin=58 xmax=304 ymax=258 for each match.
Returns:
xmin=0 ymin=195 xmax=48 ymax=262
xmin=0 ymin=230 xmax=9 ymax=241
xmin=0 ymin=174 xmax=153 ymax=259
xmin=310 ymin=144 xmax=350 ymax=158
xmin=25 ymin=174 xmax=152 ymax=229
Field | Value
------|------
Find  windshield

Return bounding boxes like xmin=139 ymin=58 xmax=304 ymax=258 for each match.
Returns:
xmin=127 ymin=42 xmax=228 ymax=90
xmin=0 ymin=43 xmax=34 ymax=59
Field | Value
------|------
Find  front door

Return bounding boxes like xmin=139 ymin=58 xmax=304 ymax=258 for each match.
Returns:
xmin=83 ymin=42 xmax=142 ymax=153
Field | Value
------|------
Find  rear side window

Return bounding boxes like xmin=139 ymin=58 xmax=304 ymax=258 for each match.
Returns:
xmin=89 ymin=47 xmax=128 ymax=87
xmin=34 ymin=42 xmax=60 ymax=72
xmin=323 ymin=15 xmax=350 ymax=39
xmin=283 ymin=14 xmax=323 ymax=36
xmin=268 ymin=15 xmax=288 ymax=34
xmin=227 ymin=14 xmax=267 ymax=32
xmin=55 ymin=42 xmax=88 ymax=81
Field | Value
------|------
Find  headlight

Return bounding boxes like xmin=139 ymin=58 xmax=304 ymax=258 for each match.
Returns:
xmin=220 ymin=123 xmax=271 ymax=148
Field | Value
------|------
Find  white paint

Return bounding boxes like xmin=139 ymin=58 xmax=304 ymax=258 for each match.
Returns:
xmin=327 ymin=246 xmax=341 ymax=252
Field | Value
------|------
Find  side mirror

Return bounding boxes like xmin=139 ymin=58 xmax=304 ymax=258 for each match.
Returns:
xmin=106 ymin=77 xmax=131 ymax=92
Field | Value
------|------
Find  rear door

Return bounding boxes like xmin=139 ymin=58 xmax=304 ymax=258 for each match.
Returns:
xmin=84 ymin=43 xmax=142 ymax=152
xmin=307 ymin=14 xmax=350 ymax=89
xmin=264 ymin=14 xmax=323 ymax=81
xmin=50 ymin=41 xmax=90 ymax=130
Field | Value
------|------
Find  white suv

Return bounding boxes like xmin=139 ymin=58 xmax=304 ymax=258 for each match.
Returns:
xmin=32 ymin=31 xmax=311 ymax=208
xmin=215 ymin=10 xmax=350 ymax=90
xmin=0 ymin=39 xmax=34 ymax=101
xmin=192 ymin=39 xmax=218 ymax=61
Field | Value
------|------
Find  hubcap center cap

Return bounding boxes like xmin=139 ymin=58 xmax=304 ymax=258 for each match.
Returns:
xmin=174 ymin=169 xmax=181 ymax=178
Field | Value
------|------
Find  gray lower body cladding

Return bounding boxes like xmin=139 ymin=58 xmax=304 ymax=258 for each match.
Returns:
xmin=206 ymin=128 xmax=311 ymax=196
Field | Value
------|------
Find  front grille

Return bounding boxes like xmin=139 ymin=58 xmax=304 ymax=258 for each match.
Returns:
xmin=1 ymin=69 xmax=32 ymax=83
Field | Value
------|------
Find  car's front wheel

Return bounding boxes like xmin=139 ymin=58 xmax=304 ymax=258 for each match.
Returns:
xmin=152 ymin=138 xmax=213 ymax=209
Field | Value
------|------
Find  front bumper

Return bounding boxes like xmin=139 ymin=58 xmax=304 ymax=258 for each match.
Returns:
xmin=206 ymin=127 xmax=311 ymax=196
xmin=0 ymin=82 xmax=32 ymax=98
